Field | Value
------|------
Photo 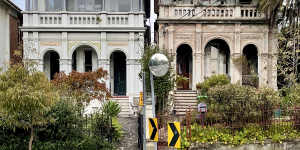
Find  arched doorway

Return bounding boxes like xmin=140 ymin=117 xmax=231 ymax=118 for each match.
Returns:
xmin=43 ymin=51 xmax=60 ymax=80
xmin=204 ymin=39 xmax=230 ymax=78
xmin=242 ymin=44 xmax=258 ymax=87
xmin=72 ymin=45 xmax=98 ymax=72
xmin=176 ymin=44 xmax=193 ymax=90
xmin=110 ymin=51 xmax=126 ymax=96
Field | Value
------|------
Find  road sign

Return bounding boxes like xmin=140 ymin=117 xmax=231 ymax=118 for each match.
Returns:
xmin=139 ymin=92 xmax=143 ymax=106
xmin=148 ymin=118 xmax=158 ymax=142
xmin=168 ymin=122 xmax=181 ymax=148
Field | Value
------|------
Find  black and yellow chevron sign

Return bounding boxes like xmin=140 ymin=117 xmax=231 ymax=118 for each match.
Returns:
xmin=168 ymin=122 xmax=181 ymax=148
xmin=148 ymin=118 xmax=158 ymax=142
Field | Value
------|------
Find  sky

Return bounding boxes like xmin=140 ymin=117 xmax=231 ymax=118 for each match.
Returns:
xmin=11 ymin=0 xmax=25 ymax=10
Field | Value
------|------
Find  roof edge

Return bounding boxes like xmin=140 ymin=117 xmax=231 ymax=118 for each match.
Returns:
xmin=3 ymin=0 xmax=22 ymax=12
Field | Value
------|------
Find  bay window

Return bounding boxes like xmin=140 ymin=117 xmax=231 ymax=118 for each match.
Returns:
xmin=67 ymin=0 xmax=103 ymax=11
xmin=25 ymin=0 xmax=38 ymax=11
xmin=45 ymin=0 xmax=64 ymax=11
xmin=26 ymin=0 xmax=144 ymax=12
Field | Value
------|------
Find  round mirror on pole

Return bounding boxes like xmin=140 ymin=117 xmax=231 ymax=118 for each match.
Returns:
xmin=149 ymin=53 xmax=169 ymax=77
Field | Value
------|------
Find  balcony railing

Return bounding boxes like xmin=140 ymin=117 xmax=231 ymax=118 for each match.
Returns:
xmin=158 ymin=6 xmax=266 ymax=20
xmin=23 ymin=12 xmax=144 ymax=28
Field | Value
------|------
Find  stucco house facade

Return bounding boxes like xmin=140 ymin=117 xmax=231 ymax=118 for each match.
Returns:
xmin=156 ymin=0 xmax=278 ymax=90
xmin=0 ymin=0 xmax=22 ymax=71
xmin=21 ymin=0 xmax=146 ymax=116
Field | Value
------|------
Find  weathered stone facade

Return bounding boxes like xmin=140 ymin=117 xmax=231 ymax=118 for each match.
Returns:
xmin=21 ymin=0 xmax=146 ymax=109
xmin=157 ymin=1 xmax=278 ymax=89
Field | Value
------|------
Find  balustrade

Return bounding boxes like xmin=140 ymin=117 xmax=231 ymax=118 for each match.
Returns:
xmin=23 ymin=12 xmax=144 ymax=27
xmin=161 ymin=6 xmax=265 ymax=20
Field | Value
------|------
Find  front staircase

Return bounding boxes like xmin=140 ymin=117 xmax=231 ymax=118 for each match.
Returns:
xmin=112 ymin=97 xmax=132 ymax=117
xmin=173 ymin=90 xmax=198 ymax=115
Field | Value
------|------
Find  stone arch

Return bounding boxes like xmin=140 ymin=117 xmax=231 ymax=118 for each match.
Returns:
xmin=70 ymin=42 xmax=100 ymax=59
xmin=241 ymin=42 xmax=261 ymax=54
xmin=204 ymin=38 xmax=231 ymax=78
xmin=41 ymin=48 xmax=61 ymax=60
xmin=175 ymin=42 xmax=195 ymax=53
xmin=108 ymin=48 xmax=128 ymax=60
xmin=203 ymin=36 xmax=232 ymax=54
xmin=176 ymin=44 xmax=193 ymax=90
xmin=110 ymin=50 xmax=127 ymax=96
xmin=72 ymin=45 xmax=98 ymax=72
xmin=242 ymin=44 xmax=259 ymax=87
xmin=43 ymin=50 xmax=60 ymax=80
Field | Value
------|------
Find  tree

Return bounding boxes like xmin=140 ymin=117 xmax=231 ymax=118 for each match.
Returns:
xmin=0 ymin=65 xmax=59 ymax=150
xmin=258 ymin=0 xmax=300 ymax=88
xmin=52 ymin=68 xmax=111 ymax=103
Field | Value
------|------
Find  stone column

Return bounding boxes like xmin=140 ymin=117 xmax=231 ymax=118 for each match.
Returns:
xmin=194 ymin=53 xmax=202 ymax=85
xmin=194 ymin=24 xmax=202 ymax=89
xmin=259 ymin=53 xmax=269 ymax=87
xmin=60 ymin=59 xmax=72 ymax=74
xmin=232 ymin=23 xmax=241 ymax=84
xmin=76 ymin=49 xmax=85 ymax=73
xmin=98 ymin=59 xmax=110 ymax=92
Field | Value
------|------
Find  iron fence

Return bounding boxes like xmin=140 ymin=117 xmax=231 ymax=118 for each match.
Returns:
xmin=157 ymin=106 xmax=300 ymax=148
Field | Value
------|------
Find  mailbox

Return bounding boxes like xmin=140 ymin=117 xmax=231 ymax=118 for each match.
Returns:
xmin=198 ymin=103 xmax=207 ymax=113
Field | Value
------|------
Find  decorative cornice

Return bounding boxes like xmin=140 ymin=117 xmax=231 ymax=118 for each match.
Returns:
xmin=21 ymin=27 xmax=146 ymax=32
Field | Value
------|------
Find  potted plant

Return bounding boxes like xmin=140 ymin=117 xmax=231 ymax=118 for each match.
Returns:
xmin=176 ymin=75 xmax=189 ymax=90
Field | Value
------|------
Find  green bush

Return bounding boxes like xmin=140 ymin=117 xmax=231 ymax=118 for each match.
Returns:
xmin=206 ymin=84 xmax=280 ymax=124
xmin=280 ymin=84 xmax=300 ymax=107
xmin=92 ymin=101 xmax=123 ymax=150
xmin=181 ymin=122 xmax=300 ymax=148
xmin=196 ymin=75 xmax=230 ymax=94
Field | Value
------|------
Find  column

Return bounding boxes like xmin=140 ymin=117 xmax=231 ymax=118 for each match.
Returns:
xmin=232 ymin=23 xmax=241 ymax=84
xmin=259 ymin=53 xmax=269 ymax=87
xmin=195 ymin=24 xmax=203 ymax=86
xmin=60 ymin=59 xmax=72 ymax=74
xmin=76 ymin=49 xmax=85 ymax=72
xmin=259 ymin=27 xmax=269 ymax=87
xmin=99 ymin=59 xmax=110 ymax=90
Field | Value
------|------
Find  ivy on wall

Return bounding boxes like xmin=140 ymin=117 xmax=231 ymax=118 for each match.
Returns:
xmin=139 ymin=46 xmax=175 ymax=114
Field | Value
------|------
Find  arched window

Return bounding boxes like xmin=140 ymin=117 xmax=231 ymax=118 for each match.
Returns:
xmin=43 ymin=51 xmax=60 ymax=80
xmin=176 ymin=44 xmax=193 ymax=90
xmin=242 ymin=44 xmax=258 ymax=87
xmin=110 ymin=51 xmax=127 ymax=96
xmin=204 ymin=39 xmax=230 ymax=78
xmin=72 ymin=45 xmax=98 ymax=72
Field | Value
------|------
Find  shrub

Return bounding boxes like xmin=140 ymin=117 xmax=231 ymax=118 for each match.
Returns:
xmin=206 ymin=84 xmax=280 ymax=124
xmin=196 ymin=75 xmax=230 ymax=94
xmin=92 ymin=101 xmax=123 ymax=150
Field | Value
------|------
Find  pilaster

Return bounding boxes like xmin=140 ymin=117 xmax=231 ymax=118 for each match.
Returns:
xmin=232 ymin=23 xmax=241 ymax=84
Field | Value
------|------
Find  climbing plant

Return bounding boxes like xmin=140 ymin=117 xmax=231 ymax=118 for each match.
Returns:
xmin=139 ymin=46 xmax=175 ymax=114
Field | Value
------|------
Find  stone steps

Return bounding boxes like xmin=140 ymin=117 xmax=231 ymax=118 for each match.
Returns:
xmin=111 ymin=98 xmax=132 ymax=117
xmin=173 ymin=90 xmax=198 ymax=115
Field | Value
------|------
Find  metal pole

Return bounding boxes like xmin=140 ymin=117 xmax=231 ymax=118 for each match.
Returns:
xmin=150 ymin=72 xmax=157 ymax=150
xmin=143 ymin=72 xmax=147 ymax=150
xmin=150 ymin=72 xmax=155 ymax=118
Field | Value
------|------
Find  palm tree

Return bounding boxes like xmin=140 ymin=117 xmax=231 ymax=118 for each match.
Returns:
xmin=259 ymin=0 xmax=300 ymax=87
xmin=258 ymin=0 xmax=299 ymax=27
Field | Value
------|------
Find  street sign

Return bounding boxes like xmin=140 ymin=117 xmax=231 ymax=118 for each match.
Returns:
xmin=139 ymin=92 xmax=143 ymax=106
xmin=148 ymin=118 xmax=158 ymax=142
xmin=168 ymin=122 xmax=181 ymax=148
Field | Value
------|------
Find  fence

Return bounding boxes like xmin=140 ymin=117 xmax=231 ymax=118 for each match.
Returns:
xmin=157 ymin=106 xmax=300 ymax=148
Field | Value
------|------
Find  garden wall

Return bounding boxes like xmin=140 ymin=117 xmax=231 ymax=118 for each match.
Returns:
xmin=160 ymin=141 xmax=300 ymax=150
xmin=118 ymin=117 xmax=139 ymax=150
